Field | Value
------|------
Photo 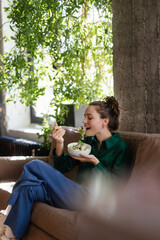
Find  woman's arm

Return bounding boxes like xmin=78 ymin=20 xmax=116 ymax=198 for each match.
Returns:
xmin=53 ymin=150 xmax=78 ymax=174
xmin=51 ymin=122 xmax=78 ymax=173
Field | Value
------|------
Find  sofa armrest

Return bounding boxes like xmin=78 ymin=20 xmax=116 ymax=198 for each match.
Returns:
xmin=0 ymin=156 xmax=49 ymax=181
xmin=30 ymin=202 xmax=80 ymax=240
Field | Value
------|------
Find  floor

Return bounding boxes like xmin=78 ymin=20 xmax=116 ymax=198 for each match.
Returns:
xmin=0 ymin=213 xmax=6 ymax=240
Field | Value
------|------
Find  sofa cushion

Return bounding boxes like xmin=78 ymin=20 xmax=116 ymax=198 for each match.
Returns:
xmin=31 ymin=202 xmax=80 ymax=240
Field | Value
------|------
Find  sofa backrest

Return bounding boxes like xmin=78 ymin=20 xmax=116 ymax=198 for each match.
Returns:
xmin=119 ymin=131 xmax=149 ymax=170
xmin=49 ymin=129 xmax=151 ymax=164
xmin=128 ymin=134 xmax=160 ymax=179
xmin=50 ymin=129 xmax=148 ymax=157
xmin=49 ymin=129 xmax=151 ymax=176
xmin=123 ymin=134 xmax=160 ymax=207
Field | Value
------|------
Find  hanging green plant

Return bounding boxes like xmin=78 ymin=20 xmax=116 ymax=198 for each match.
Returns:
xmin=0 ymin=0 xmax=113 ymax=124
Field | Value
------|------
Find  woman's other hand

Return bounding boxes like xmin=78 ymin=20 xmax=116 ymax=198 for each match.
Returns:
xmin=70 ymin=154 xmax=99 ymax=166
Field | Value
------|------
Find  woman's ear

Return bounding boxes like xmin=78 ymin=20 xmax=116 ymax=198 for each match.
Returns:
xmin=102 ymin=118 xmax=109 ymax=127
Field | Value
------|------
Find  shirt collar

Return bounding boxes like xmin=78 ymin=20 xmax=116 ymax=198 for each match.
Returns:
xmin=90 ymin=132 xmax=121 ymax=150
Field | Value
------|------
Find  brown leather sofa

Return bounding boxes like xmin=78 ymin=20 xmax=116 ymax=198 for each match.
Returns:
xmin=0 ymin=129 xmax=160 ymax=240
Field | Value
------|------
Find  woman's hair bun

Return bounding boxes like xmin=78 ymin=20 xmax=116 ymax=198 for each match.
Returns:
xmin=103 ymin=96 xmax=120 ymax=117
xmin=89 ymin=96 xmax=120 ymax=131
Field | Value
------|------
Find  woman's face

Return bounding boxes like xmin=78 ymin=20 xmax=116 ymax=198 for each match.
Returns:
xmin=83 ymin=105 xmax=107 ymax=136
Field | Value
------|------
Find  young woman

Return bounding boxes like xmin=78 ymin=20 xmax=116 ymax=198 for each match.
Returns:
xmin=4 ymin=96 xmax=130 ymax=239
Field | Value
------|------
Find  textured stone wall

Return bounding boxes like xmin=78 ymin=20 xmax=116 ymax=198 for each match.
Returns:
xmin=113 ymin=0 xmax=160 ymax=133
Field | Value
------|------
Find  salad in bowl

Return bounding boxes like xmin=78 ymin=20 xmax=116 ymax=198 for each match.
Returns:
xmin=67 ymin=126 xmax=91 ymax=157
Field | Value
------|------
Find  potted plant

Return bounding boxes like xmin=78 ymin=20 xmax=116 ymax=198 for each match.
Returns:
xmin=36 ymin=114 xmax=53 ymax=155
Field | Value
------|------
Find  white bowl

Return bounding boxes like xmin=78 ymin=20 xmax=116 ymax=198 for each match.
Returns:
xmin=67 ymin=142 xmax=91 ymax=157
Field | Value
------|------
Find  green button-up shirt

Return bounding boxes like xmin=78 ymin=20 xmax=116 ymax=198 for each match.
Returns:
xmin=53 ymin=133 xmax=131 ymax=183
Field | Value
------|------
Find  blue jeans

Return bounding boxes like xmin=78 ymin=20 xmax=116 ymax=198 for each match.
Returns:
xmin=4 ymin=160 xmax=88 ymax=238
